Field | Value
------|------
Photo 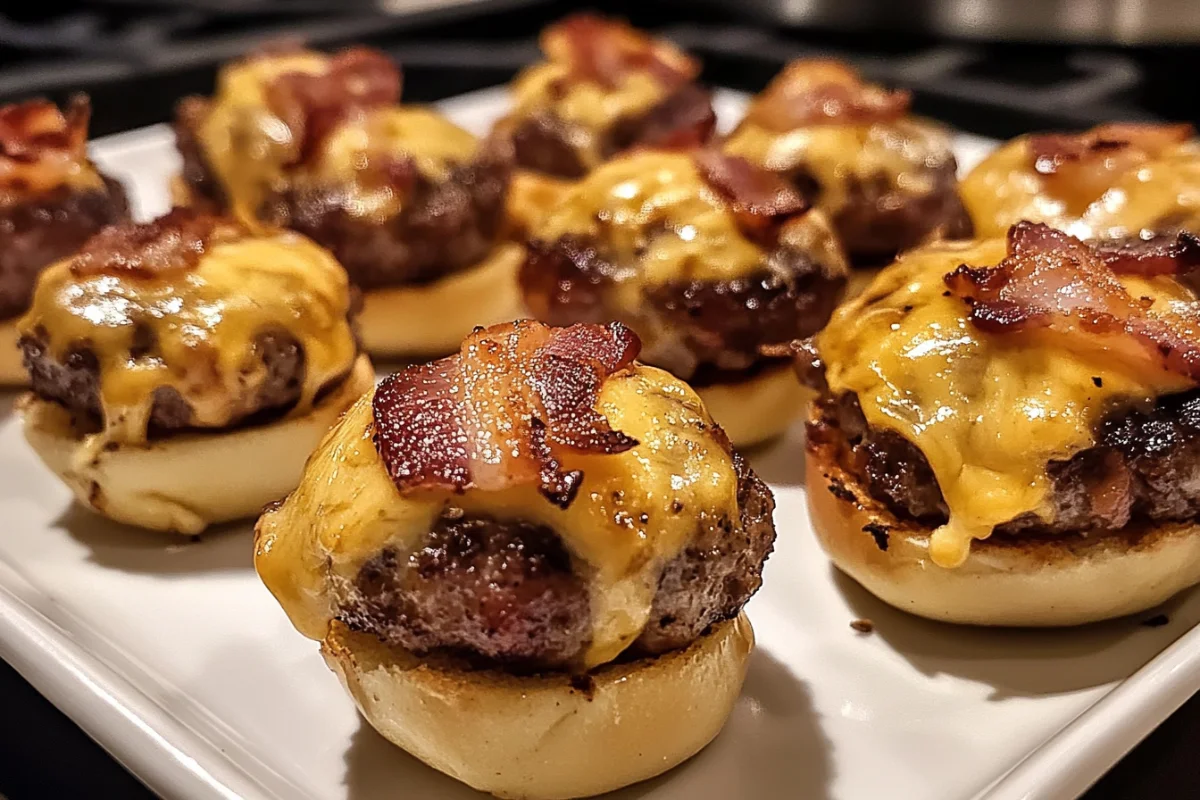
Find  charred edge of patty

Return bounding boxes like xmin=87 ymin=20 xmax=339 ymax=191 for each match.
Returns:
xmin=336 ymin=450 xmax=776 ymax=672
xmin=19 ymin=325 xmax=355 ymax=438
xmin=0 ymin=176 xmax=130 ymax=320
xmin=808 ymin=387 xmax=1200 ymax=540
xmin=521 ymin=234 xmax=847 ymax=379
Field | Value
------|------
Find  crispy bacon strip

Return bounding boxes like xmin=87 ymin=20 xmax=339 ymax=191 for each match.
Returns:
xmin=372 ymin=320 xmax=640 ymax=508
xmin=1028 ymin=123 xmax=1193 ymax=209
xmin=744 ymin=59 xmax=910 ymax=132
xmin=542 ymin=13 xmax=699 ymax=90
xmin=1095 ymin=232 xmax=1200 ymax=277
xmin=693 ymin=149 xmax=808 ymax=241
xmin=264 ymin=46 xmax=401 ymax=165
xmin=0 ymin=95 xmax=92 ymax=193
xmin=944 ymin=221 xmax=1200 ymax=382
xmin=70 ymin=208 xmax=242 ymax=278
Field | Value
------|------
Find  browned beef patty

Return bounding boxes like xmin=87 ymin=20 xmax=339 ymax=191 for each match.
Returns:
xmin=336 ymin=450 xmax=777 ymax=670
xmin=20 ymin=326 xmax=310 ymax=435
xmin=807 ymin=387 xmax=1200 ymax=537
xmin=509 ymin=84 xmax=717 ymax=180
xmin=173 ymin=105 xmax=509 ymax=290
xmin=522 ymin=234 xmax=847 ymax=379
xmin=789 ymin=163 xmax=973 ymax=266
xmin=0 ymin=177 xmax=129 ymax=321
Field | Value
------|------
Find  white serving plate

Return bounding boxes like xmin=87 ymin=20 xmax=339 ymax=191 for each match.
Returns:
xmin=1 ymin=87 xmax=1198 ymax=800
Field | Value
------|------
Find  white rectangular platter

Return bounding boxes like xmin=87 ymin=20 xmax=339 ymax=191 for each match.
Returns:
xmin=1 ymin=86 xmax=1198 ymax=800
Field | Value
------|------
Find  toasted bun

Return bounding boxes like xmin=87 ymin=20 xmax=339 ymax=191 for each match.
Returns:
xmin=806 ymin=422 xmax=1200 ymax=626
xmin=22 ymin=354 xmax=374 ymax=534
xmin=322 ymin=614 xmax=754 ymax=800
xmin=358 ymin=242 xmax=527 ymax=359
xmin=0 ymin=320 xmax=26 ymax=386
xmin=697 ymin=364 xmax=812 ymax=448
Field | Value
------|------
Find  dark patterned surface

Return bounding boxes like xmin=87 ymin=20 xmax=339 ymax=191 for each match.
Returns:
xmin=1 ymin=1 xmax=1198 ymax=798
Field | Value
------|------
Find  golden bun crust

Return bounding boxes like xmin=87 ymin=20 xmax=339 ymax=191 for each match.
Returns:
xmin=321 ymin=614 xmax=754 ymax=800
xmin=806 ymin=422 xmax=1200 ymax=626
xmin=0 ymin=321 xmax=26 ymax=386
xmin=357 ymin=242 xmax=527 ymax=359
xmin=697 ymin=364 xmax=812 ymax=448
xmin=23 ymin=354 xmax=373 ymax=534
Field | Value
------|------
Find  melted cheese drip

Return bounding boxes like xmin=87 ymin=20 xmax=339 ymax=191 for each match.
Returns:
xmin=537 ymin=150 xmax=765 ymax=285
xmin=508 ymin=62 xmax=668 ymax=171
xmin=818 ymin=238 xmax=1196 ymax=567
xmin=961 ymin=138 xmax=1200 ymax=239
xmin=20 ymin=231 xmax=359 ymax=448
xmin=198 ymin=54 xmax=479 ymax=226
xmin=254 ymin=363 xmax=740 ymax=669
xmin=723 ymin=117 xmax=951 ymax=215
xmin=0 ymin=156 xmax=103 ymax=206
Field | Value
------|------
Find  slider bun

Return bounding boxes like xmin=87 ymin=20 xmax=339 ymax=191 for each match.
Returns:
xmin=0 ymin=322 xmax=26 ymax=386
xmin=697 ymin=364 xmax=813 ymax=448
xmin=807 ymin=425 xmax=1200 ymax=626
xmin=322 ymin=614 xmax=754 ymax=800
xmin=22 ymin=354 xmax=374 ymax=535
xmin=357 ymin=242 xmax=527 ymax=359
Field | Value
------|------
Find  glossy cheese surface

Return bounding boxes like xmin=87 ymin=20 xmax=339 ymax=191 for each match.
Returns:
xmin=535 ymin=150 xmax=766 ymax=284
xmin=961 ymin=137 xmax=1200 ymax=239
xmin=254 ymin=363 xmax=740 ymax=669
xmin=20 ymin=230 xmax=359 ymax=446
xmin=818 ymin=238 xmax=1196 ymax=567
xmin=723 ymin=117 xmax=953 ymax=215
xmin=197 ymin=54 xmax=478 ymax=226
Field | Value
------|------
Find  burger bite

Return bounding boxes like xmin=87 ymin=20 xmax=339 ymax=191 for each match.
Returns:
xmin=961 ymin=122 xmax=1200 ymax=241
xmin=521 ymin=147 xmax=850 ymax=446
xmin=723 ymin=59 xmax=972 ymax=266
xmin=490 ymin=14 xmax=717 ymax=179
xmin=0 ymin=96 xmax=129 ymax=383
xmin=255 ymin=319 xmax=774 ymax=799
xmin=174 ymin=45 xmax=521 ymax=358
xmin=19 ymin=208 xmax=372 ymax=534
xmin=802 ymin=221 xmax=1200 ymax=625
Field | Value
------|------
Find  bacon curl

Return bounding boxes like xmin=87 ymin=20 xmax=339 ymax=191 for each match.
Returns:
xmin=944 ymin=221 xmax=1200 ymax=382
xmin=744 ymin=59 xmax=910 ymax=132
xmin=1095 ymin=232 xmax=1200 ymax=277
xmin=0 ymin=95 xmax=93 ymax=194
xmin=542 ymin=14 xmax=698 ymax=90
xmin=693 ymin=149 xmax=809 ymax=241
xmin=265 ymin=47 xmax=401 ymax=165
xmin=372 ymin=320 xmax=641 ymax=508
xmin=70 ymin=208 xmax=241 ymax=278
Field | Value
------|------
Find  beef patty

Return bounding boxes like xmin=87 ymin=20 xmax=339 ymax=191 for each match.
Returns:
xmin=336 ymin=451 xmax=776 ymax=671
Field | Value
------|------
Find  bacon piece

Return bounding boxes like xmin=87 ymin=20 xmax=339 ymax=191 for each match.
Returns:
xmin=0 ymin=95 xmax=93 ymax=193
xmin=744 ymin=59 xmax=910 ymax=132
xmin=70 ymin=208 xmax=242 ymax=278
xmin=264 ymin=47 xmax=401 ymax=165
xmin=542 ymin=14 xmax=698 ymax=90
xmin=1095 ymin=232 xmax=1200 ymax=277
xmin=1028 ymin=123 xmax=1193 ymax=209
xmin=944 ymin=221 xmax=1200 ymax=382
xmin=372 ymin=320 xmax=640 ymax=508
xmin=693 ymin=150 xmax=809 ymax=241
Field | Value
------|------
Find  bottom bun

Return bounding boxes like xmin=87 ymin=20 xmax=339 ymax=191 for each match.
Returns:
xmin=697 ymin=364 xmax=813 ymax=449
xmin=322 ymin=614 xmax=754 ymax=800
xmin=807 ymin=426 xmax=1200 ymax=626
xmin=359 ymin=242 xmax=527 ymax=360
xmin=22 ymin=354 xmax=375 ymax=534
xmin=0 ymin=320 xmax=25 ymax=386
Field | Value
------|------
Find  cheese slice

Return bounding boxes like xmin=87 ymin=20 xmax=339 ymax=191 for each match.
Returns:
xmin=818 ymin=238 xmax=1196 ymax=567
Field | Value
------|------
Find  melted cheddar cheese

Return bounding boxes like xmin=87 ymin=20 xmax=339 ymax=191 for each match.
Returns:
xmin=818 ymin=238 xmax=1196 ymax=567
xmin=20 ymin=230 xmax=359 ymax=448
xmin=723 ymin=117 xmax=954 ymax=215
xmin=197 ymin=54 xmax=479 ymax=226
xmin=961 ymin=137 xmax=1200 ymax=240
xmin=506 ymin=62 xmax=667 ymax=171
xmin=255 ymin=363 xmax=739 ymax=669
